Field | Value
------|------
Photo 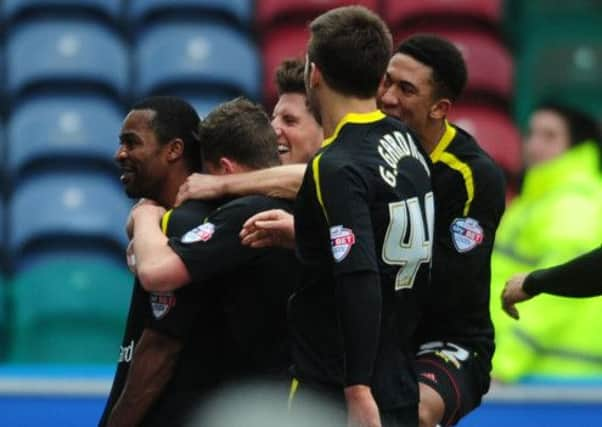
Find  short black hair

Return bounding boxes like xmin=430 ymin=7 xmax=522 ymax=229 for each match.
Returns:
xmin=132 ymin=96 xmax=202 ymax=172
xmin=308 ymin=6 xmax=392 ymax=98
xmin=199 ymin=97 xmax=281 ymax=170
xmin=397 ymin=34 xmax=468 ymax=102
xmin=275 ymin=58 xmax=306 ymax=96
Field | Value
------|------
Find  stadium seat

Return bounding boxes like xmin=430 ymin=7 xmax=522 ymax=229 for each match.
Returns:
xmin=181 ymin=94 xmax=232 ymax=119
xmin=3 ymin=0 xmax=123 ymax=23
xmin=9 ymin=256 xmax=133 ymax=363
xmin=6 ymin=18 xmax=128 ymax=98
xmin=515 ymin=23 xmax=602 ymax=127
xmin=256 ymin=0 xmax=379 ymax=27
xmin=128 ymin=0 xmax=253 ymax=28
xmin=7 ymin=95 xmax=123 ymax=177
xmin=395 ymin=28 xmax=513 ymax=104
xmin=9 ymin=172 xmax=130 ymax=257
xmin=449 ymin=104 xmax=522 ymax=179
xmin=261 ymin=25 xmax=309 ymax=109
xmin=134 ymin=22 xmax=260 ymax=100
xmin=383 ymin=0 xmax=503 ymax=30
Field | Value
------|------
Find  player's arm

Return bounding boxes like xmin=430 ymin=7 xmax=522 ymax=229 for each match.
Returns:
xmin=106 ymin=328 xmax=182 ymax=427
xmin=315 ymin=160 xmax=382 ymax=419
xmin=175 ymin=164 xmax=306 ymax=206
xmin=131 ymin=203 xmax=191 ymax=292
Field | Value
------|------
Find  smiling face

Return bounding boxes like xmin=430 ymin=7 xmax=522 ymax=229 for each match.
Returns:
xmin=114 ymin=109 xmax=170 ymax=199
xmin=377 ymin=53 xmax=438 ymax=137
xmin=271 ymin=92 xmax=323 ymax=164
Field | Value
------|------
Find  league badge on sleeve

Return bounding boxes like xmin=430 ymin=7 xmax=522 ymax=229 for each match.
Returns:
xmin=150 ymin=292 xmax=176 ymax=319
xmin=181 ymin=222 xmax=215 ymax=244
xmin=330 ymin=225 xmax=356 ymax=263
xmin=450 ymin=217 xmax=483 ymax=253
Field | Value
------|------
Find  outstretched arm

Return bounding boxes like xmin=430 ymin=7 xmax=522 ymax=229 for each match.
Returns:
xmin=175 ymin=164 xmax=307 ymax=206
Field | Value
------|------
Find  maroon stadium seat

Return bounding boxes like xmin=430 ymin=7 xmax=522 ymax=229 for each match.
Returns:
xmin=256 ymin=0 xmax=379 ymax=27
xmin=395 ymin=28 xmax=513 ymax=104
xmin=383 ymin=0 xmax=503 ymax=29
xmin=449 ymin=104 xmax=522 ymax=179
xmin=261 ymin=25 xmax=309 ymax=109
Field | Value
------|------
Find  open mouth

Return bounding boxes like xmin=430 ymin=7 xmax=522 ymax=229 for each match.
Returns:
xmin=277 ymin=144 xmax=290 ymax=155
xmin=120 ymin=167 xmax=135 ymax=184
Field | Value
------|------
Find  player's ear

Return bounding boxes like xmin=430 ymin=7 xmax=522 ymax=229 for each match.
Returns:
xmin=429 ymin=98 xmax=451 ymax=120
xmin=218 ymin=157 xmax=236 ymax=175
xmin=166 ymin=138 xmax=184 ymax=162
xmin=309 ymin=62 xmax=321 ymax=89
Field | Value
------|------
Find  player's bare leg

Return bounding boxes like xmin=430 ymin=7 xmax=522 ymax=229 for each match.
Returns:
xmin=418 ymin=383 xmax=445 ymax=427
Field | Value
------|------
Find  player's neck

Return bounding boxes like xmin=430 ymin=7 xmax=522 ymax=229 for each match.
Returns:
xmin=319 ymin=91 xmax=378 ymax=139
xmin=157 ymin=168 xmax=192 ymax=209
xmin=420 ymin=119 xmax=447 ymax=155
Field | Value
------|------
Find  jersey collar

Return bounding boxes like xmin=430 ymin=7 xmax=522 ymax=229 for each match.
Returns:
xmin=322 ymin=110 xmax=386 ymax=148
xmin=430 ymin=120 xmax=457 ymax=163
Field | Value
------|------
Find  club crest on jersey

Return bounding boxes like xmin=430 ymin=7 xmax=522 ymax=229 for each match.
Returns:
xmin=450 ymin=217 xmax=483 ymax=253
xmin=330 ymin=225 xmax=356 ymax=263
xmin=150 ymin=292 xmax=176 ymax=319
xmin=181 ymin=222 xmax=215 ymax=244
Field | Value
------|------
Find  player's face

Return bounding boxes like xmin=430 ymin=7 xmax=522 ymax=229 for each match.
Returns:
xmin=271 ymin=93 xmax=323 ymax=164
xmin=524 ymin=110 xmax=571 ymax=168
xmin=377 ymin=53 xmax=437 ymax=135
xmin=115 ymin=109 xmax=169 ymax=199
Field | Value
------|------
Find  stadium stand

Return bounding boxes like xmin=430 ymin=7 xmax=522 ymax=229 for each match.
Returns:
xmin=6 ymin=95 xmax=123 ymax=178
xmin=128 ymin=0 xmax=253 ymax=28
xmin=9 ymin=172 xmax=130 ymax=268
xmin=256 ymin=0 xmax=379 ymax=27
xmin=5 ymin=18 xmax=129 ymax=99
xmin=134 ymin=21 xmax=260 ymax=101
xmin=2 ymin=0 xmax=123 ymax=23
xmin=9 ymin=256 xmax=132 ymax=363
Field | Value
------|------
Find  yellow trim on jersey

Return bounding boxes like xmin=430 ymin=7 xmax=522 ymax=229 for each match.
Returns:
xmin=322 ymin=110 xmax=386 ymax=148
xmin=288 ymin=377 xmax=299 ymax=411
xmin=312 ymin=152 xmax=329 ymax=222
xmin=439 ymin=151 xmax=475 ymax=216
xmin=314 ymin=110 xmax=385 ymax=221
xmin=430 ymin=120 xmax=457 ymax=163
xmin=431 ymin=121 xmax=475 ymax=215
xmin=160 ymin=209 xmax=174 ymax=235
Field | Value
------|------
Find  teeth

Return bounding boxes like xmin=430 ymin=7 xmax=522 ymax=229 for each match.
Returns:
xmin=277 ymin=144 xmax=290 ymax=154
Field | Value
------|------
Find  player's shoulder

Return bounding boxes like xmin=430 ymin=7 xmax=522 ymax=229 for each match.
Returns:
xmin=164 ymin=199 xmax=218 ymax=235
xmin=448 ymin=124 xmax=505 ymax=186
xmin=216 ymin=194 xmax=294 ymax=217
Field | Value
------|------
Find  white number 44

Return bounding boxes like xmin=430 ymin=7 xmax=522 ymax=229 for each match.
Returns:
xmin=382 ymin=192 xmax=435 ymax=291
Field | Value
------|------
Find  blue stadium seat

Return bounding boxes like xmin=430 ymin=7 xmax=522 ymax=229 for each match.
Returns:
xmin=9 ymin=172 xmax=130 ymax=256
xmin=128 ymin=0 xmax=253 ymax=28
xmin=181 ymin=93 xmax=232 ymax=118
xmin=134 ymin=22 xmax=260 ymax=100
xmin=7 ymin=95 xmax=123 ymax=176
xmin=6 ymin=19 xmax=128 ymax=98
xmin=9 ymin=255 xmax=133 ymax=363
xmin=3 ymin=0 xmax=123 ymax=23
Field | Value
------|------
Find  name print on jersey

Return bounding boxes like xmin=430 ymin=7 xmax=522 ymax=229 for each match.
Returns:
xmin=378 ymin=131 xmax=430 ymax=187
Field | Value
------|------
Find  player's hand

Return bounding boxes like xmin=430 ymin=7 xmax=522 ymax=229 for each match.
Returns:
xmin=175 ymin=173 xmax=226 ymax=206
xmin=126 ymin=198 xmax=149 ymax=239
xmin=501 ymin=272 xmax=532 ymax=320
xmin=131 ymin=199 xmax=166 ymax=224
xmin=240 ymin=209 xmax=295 ymax=249
xmin=344 ymin=385 xmax=381 ymax=427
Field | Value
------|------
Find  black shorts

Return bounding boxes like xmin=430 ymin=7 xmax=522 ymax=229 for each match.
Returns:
xmin=288 ymin=378 xmax=418 ymax=427
xmin=415 ymin=341 xmax=490 ymax=427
